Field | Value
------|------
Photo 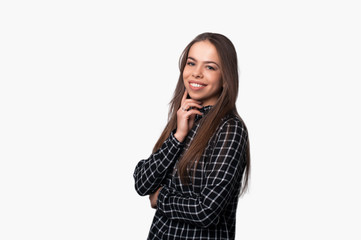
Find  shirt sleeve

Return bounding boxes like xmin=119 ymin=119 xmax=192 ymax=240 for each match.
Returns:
xmin=133 ymin=130 xmax=184 ymax=196
xmin=156 ymin=118 xmax=248 ymax=228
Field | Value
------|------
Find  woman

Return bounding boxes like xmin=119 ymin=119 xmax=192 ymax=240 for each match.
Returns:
xmin=133 ymin=32 xmax=250 ymax=240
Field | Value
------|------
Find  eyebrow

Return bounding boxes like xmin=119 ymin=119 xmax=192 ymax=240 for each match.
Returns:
xmin=187 ymin=57 xmax=220 ymax=68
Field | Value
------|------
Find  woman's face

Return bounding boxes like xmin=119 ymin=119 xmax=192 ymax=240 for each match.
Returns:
xmin=183 ymin=40 xmax=222 ymax=106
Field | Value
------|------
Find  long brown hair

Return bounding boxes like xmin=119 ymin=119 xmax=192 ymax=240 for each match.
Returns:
xmin=153 ymin=32 xmax=250 ymax=195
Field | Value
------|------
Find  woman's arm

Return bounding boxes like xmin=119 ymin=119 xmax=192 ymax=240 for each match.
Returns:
xmin=156 ymin=118 xmax=248 ymax=228
xmin=133 ymin=131 xmax=183 ymax=196
xmin=134 ymin=90 xmax=203 ymax=196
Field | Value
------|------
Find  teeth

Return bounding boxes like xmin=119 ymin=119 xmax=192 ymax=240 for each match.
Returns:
xmin=190 ymin=83 xmax=204 ymax=87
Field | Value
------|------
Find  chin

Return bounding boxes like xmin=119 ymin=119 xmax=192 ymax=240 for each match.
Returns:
xmin=187 ymin=92 xmax=202 ymax=101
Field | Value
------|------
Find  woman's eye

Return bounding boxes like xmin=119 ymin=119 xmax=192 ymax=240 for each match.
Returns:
xmin=187 ymin=61 xmax=195 ymax=66
xmin=206 ymin=66 xmax=216 ymax=70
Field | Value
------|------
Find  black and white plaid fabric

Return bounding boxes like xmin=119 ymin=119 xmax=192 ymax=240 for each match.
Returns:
xmin=134 ymin=105 xmax=249 ymax=240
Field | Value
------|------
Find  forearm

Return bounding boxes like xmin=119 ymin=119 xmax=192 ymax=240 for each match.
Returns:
xmin=133 ymin=131 xmax=183 ymax=196
xmin=157 ymin=184 xmax=230 ymax=228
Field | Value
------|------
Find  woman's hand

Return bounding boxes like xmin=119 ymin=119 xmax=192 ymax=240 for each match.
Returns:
xmin=149 ymin=187 xmax=162 ymax=209
xmin=174 ymin=90 xmax=203 ymax=142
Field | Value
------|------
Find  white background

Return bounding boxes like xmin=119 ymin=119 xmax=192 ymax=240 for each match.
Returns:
xmin=1 ymin=0 xmax=360 ymax=239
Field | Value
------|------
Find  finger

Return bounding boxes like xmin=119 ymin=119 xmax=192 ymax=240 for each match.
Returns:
xmin=181 ymin=89 xmax=188 ymax=105
xmin=184 ymin=109 xmax=203 ymax=119
xmin=181 ymin=102 xmax=203 ymax=111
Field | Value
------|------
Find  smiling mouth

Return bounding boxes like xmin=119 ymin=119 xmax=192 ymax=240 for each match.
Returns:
xmin=190 ymin=83 xmax=206 ymax=88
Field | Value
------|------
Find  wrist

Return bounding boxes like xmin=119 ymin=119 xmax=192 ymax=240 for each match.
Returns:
xmin=174 ymin=131 xmax=185 ymax=143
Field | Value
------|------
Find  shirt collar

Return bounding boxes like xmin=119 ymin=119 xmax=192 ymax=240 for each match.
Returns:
xmin=195 ymin=105 xmax=213 ymax=122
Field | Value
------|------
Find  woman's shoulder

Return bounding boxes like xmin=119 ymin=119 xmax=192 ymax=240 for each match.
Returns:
xmin=211 ymin=113 xmax=249 ymax=142
xmin=220 ymin=113 xmax=248 ymax=132
xmin=207 ymin=113 xmax=248 ymax=149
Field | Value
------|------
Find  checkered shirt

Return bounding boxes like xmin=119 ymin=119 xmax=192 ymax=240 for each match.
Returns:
xmin=134 ymin=106 xmax=249 ymax=239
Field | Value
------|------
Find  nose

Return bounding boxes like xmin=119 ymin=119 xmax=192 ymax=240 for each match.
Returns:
xmin=192 ymin=68 xmax=203 ymax=78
